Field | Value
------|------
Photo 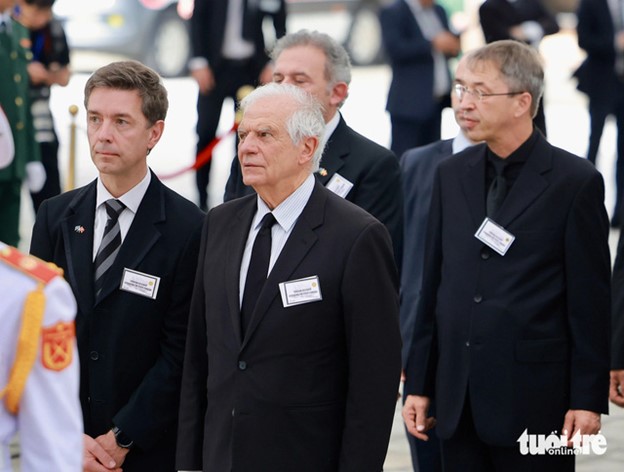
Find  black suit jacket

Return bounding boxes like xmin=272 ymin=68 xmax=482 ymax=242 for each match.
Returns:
xmin=405 ymin=133 xmax=611 ymax=446
xmin=191 ymin=0 xmax=278 ymax=73
xmin=399 ymin=138 xmax=453 ymax=365
xmin=177 ymin=181 xmax=402 ymax=471
xmin=30 ymin=172 xmax=204 ymax=471
xmin=479 ymin=0 xmax=559 ymax=44
xmin=224 ymin=116 xmax=404 ymax=268
xmin=574 ymin=0 xmax=623 ymax=104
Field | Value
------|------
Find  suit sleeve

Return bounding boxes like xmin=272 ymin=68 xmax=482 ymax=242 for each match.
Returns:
xmin=404 ymin=167 xmax=442 ymax=397
xmin=176 ymin=216 xmax=210 ymax=470
xmin=564 ymin=170 xmax=611 ymax=413
xmin=191 ymin=0 xmax=212 ymax=61
xmin=29 ymin=199 xmax=54 ymax=261
xmin=338 ymin=220 xmax=402 ymax=472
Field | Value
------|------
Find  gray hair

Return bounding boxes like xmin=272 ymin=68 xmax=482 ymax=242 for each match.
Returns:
xmin=239 ymin=83 xmax=326 ymax=172
xmin=464 ymin=40 xmax=544 ymax=118
xmin=271 ymin=29 xmax=352 ymax=107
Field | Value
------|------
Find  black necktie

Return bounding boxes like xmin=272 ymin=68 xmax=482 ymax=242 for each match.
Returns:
xmin=486 ymin=160 xmax=507 ymax=217
xmin=94 ymin=199 xmax=126 ymax=298
xmin=241 ymin=213 xmax=276 ymax=336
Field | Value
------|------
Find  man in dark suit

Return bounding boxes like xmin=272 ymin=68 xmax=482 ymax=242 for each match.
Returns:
xmin=402 ymin=40 xmax=610 ymax=471
xmin=189 ymin=0 xmax=286 ymax=210
xmin=399 ymin=91 xmax=478 ymax=472
xmin=224 ymin=29 xmax=404 ymax=268
xmin=177 ymin=82 xmax=402 ymax=472
xmin=575 ymin=0 xmax=624 ymax=226
xmin=379 ymin=0 xmax=460 ymax=157
xmin=611 ymin=224 xmax=624 ymax=408
xmin=30 ymin=61 xmax=204 ymax=472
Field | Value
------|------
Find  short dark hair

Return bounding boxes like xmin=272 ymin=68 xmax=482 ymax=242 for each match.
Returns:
xmin=23 ymin=0 xmax=56 ymax=8
xmin=84 ymin=61 xmax=168 ymax=124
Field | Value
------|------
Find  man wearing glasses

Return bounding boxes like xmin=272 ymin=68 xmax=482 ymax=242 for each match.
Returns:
xmin=402 ymin=40 xmax=610 ymax=471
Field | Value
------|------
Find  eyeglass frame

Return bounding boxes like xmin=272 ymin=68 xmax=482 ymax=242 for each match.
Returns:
xmin=453 ymin=83 xmax=525 ymax=102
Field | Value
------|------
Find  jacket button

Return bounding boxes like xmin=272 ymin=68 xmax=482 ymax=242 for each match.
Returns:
xmin=465 ymin=341 xmax=470 ymax=347
xmin=473 ymin=294 xmax=483 ymax=303
xmin=238 ymin=361 xmax=247 ymax=371
xmin=90 ymin=351 xmax=99 ymax=361
xmin=480 ymin=249 xmax=490 ymax=260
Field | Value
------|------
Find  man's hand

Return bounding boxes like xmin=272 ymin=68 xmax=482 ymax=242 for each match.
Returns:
xmin=561 ymin=409 xmax=601 ymax=447
xmin=610 ymin=369 xmax=624 ymax=407
xmin=83 ymin=434 xmax=123 ymax=472
xmin=191 ymin=66 xmax=215 ymax=95
xmin=402 ymin=394 xmax=436 ymax=441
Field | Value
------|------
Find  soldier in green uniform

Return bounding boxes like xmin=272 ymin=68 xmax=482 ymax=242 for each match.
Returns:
xmin=0 ymin=0 xmax=43 ymax=247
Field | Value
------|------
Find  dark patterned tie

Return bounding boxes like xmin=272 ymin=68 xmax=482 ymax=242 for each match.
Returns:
xmin=94 ymin=199 xmax=126 ymax=298
xmin=241 ymin=213 xmax=276 ymax=336
xmin=486 ymin=160 xmax=507 ymax=218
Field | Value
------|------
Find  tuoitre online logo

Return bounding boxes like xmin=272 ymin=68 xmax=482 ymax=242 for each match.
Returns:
xmin=517 ymin=429 xmax=608 ymax=456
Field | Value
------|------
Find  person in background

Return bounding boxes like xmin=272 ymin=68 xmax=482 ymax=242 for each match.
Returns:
xmin=380 ymin=0 xmax=460 ymax=158
xmin=30 ymin=61 xmax=204 ymax=472
xmin=177 ymin=82 xmax=402 ymax=472
xmin=189 ymin=0 xmax=286 ymax=211
xmin=13 ymin=0 xmax=70 ymax=213
xmin=574 ymin=0 xmax=624 ymax=227
xmin=0 ymin=0 xmax=44 ymax=247
xmin=225 ymin=30 xmax=404 ymax=270
xmin=399 ymin=87 xmax=479 ymax=472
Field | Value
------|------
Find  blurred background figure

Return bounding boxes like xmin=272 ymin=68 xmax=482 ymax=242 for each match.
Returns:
xmin=574 ymin=0 xmax=624 ymax=227
xmin=380 ymin=0 xmax=460 ymax=158
xmin=189 ymin=0 xmax=286 ymax=211
xmin=478 ymin=0 xmax=559 ymax=136
xmin=0 ymin=0 xmax=44 ymax=247
xmin=14 ymin=0 xmax=71 ymax=213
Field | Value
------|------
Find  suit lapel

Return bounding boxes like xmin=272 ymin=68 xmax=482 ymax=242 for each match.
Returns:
xmin=460 ymin=144 xmax=488 ymax=227
xmin=94 ymin=173 xmax=165 ymax=304
xmin=316 ymin=116 xmax=349 ymax=185
xmin=496 ymin=135 xmax=552 ymax=228
xmin=60 ymin=182 xmax=97 ymax=314
xmin=241 ymin=183 xmax=325 ymax=349
xmin=226 ymin=198 xmax=257 ymax=345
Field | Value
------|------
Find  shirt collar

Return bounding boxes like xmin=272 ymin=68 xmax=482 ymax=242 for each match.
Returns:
xmin=254 ymin=174 xmax=315 ymax=233
xmin=96 ymin=170 xmax=151 ymax=214
xmin=452 ymin=130 xmax=477 ymax=154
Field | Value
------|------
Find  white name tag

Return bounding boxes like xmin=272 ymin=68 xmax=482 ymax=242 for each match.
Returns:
xmin=120 ymin=268 xmax=160 ymax=299
xmin=474 ymin=217 xmax=515 ymax=256
xmin=279 ymin=276 xmax=323 ymax=307
xmin=325 ymin=173 xmax=354 ymax=198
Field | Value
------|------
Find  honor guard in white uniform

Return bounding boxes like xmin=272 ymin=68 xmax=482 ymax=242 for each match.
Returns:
xmin=0 ymin=242 xmax=82 ymax=472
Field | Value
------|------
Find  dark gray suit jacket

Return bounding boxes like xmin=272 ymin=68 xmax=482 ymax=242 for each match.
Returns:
xmin=177 ymin=181 xmax=402 ymax=472
xmin=30 ymin=171 xmax=204 ymax=471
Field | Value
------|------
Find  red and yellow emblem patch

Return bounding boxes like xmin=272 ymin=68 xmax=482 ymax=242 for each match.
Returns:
xmin=41 ymin=322 xmax=75 ymax=371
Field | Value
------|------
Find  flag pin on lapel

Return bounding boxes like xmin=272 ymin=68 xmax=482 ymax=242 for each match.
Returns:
xmin=74 ymin=225 xmax=85 ymax=234
xmin=318 ymin=168 xmax=328 ymax=177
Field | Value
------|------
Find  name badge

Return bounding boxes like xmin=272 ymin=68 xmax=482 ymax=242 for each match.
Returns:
xmin=325 ymin=173 xmax=354 ymax=198
xmin=120 ymin=268 xmax=160 ymax=299
xmin=279 ymin=276 xmax=323 ymax=307
xmin=474 ymin=217 xmax=515 ymax=256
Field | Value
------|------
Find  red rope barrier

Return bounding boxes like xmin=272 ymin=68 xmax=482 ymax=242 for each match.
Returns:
xmin=158 ymin=122 xmax=238 ymax=180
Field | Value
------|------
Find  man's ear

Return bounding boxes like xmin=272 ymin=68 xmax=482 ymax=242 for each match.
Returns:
xmin=514 ymin=92 xmax=533 ymax=119
xmin=330 ymin=82 xmax=349 ymax=108
xmin=299 ymin=135 xmax=319 ymax=166
xmin=147 ymin=120 xmax=165 ymax=151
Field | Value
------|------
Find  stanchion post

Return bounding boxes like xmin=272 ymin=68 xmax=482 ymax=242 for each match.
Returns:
xmin=66 ymin=104 xmax=79 ymax=191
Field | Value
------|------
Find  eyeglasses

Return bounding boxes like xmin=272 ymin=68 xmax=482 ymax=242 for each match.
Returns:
xmin=453 ymin=84 xmax=524 ymax=102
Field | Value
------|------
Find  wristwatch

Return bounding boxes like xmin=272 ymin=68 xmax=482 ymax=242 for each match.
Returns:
xmin=111 ymin=425 xmax=134 ymax=449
